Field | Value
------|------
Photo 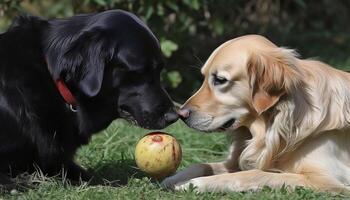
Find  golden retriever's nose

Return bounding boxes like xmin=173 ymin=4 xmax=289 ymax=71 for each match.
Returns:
xmin=177 ymin=108 xmax=190 ymax=119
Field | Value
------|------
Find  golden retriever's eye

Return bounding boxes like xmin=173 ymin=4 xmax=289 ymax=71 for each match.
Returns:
xmin=212 ymin=74 xmax=228 ymax=86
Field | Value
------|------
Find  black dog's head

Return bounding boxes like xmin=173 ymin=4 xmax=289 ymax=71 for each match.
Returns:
xmin=44 ymin=10 xmax=178 ymax=133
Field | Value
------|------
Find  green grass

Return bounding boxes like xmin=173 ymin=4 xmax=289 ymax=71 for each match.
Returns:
xmin=0 ymin=120 xmax=348 ymax=200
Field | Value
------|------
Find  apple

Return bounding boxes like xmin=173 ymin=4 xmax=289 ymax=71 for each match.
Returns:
xmin=135 ymin=132 xmax=182 ymax=179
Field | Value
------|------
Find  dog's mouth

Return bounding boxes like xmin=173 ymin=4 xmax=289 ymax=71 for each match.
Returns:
xmin=218 ymin=118 xmax=236 ymax=131
xmin=118 ymin=108 xmax=138 ymax=126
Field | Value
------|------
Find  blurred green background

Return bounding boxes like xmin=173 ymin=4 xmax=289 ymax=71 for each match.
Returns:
xmin=1 ymin=0 xmax=350 ymax=102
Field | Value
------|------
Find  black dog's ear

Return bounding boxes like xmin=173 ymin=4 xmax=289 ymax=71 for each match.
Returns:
xmin=65 ymin=28 xmax=107 ymax=97
xmin=46 ymin=26 xmax=112 ymax=98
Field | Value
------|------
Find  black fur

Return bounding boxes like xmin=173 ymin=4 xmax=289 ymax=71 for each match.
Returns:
xmin=0 ymin=10 xmax=178 ymax=181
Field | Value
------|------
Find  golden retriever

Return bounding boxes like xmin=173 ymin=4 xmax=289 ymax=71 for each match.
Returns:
xmin=162 ymin=34 xmax=350 ymax=193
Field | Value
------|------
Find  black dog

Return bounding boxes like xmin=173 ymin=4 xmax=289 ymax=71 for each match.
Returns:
xmin=0 ymin=10 xmax=178 ymax=181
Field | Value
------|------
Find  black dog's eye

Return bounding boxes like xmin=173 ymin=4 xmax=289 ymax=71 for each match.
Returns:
xmin=212 ymin=74 xmax=228 ymax=86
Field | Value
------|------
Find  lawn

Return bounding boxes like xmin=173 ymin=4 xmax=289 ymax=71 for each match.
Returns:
xmin=0 ymin=120 xmax=348 ymax=200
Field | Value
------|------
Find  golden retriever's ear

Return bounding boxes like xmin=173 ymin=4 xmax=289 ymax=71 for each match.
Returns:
xmin=247 ymin=48 xmax=301 ymax=115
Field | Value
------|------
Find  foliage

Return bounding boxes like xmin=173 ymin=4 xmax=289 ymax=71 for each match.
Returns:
xmin=0 ymin=0 xmax=350 ymax=101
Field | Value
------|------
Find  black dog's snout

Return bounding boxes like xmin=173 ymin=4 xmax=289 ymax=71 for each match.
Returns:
xmin=164 ymin=109 xmax=179 ymax=124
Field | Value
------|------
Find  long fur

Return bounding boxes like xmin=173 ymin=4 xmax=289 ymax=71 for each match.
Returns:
xmin=242 ymin=55 xmax=350 ymax=171
xmin=241 ymin=47 xmax=311 ymax=170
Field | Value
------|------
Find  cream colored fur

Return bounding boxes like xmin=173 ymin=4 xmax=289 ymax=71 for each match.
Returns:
xmin=162 ymin=35 xmax=350 ymax=193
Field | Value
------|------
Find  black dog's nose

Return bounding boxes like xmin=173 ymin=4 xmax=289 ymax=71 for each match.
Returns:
xmin=164 ymin=109 xmax=179 ymax=124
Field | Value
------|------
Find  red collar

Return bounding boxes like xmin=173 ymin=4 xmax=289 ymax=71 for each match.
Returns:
xmin=55 ymin=79 xmax=77 ymax=106
xmin=45 ymin=58 xmax=77 ymax=106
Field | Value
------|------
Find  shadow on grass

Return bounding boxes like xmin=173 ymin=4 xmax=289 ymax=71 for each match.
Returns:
xmin=0 ymin=159 xmax=148 ymax=194
xmin=92 ymin=158 xmax=150 ymax=186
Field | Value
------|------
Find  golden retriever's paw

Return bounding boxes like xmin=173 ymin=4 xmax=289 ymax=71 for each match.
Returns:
xmin=173 ymin=176 xmax=260 ymax=193
xmin=174 ymin=179 xmax=204 ymax=192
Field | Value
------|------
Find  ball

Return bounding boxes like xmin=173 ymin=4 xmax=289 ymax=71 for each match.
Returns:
xmin=135 ymin=132 xmax=182 ymax=179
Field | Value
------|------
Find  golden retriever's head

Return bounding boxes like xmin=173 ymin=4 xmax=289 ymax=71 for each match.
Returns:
xmin=179 ymin=35 xmax=303 ymax=132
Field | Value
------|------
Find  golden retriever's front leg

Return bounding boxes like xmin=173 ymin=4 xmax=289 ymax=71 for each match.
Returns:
xmin=174 ymin=169 xmax=346 ymax=193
